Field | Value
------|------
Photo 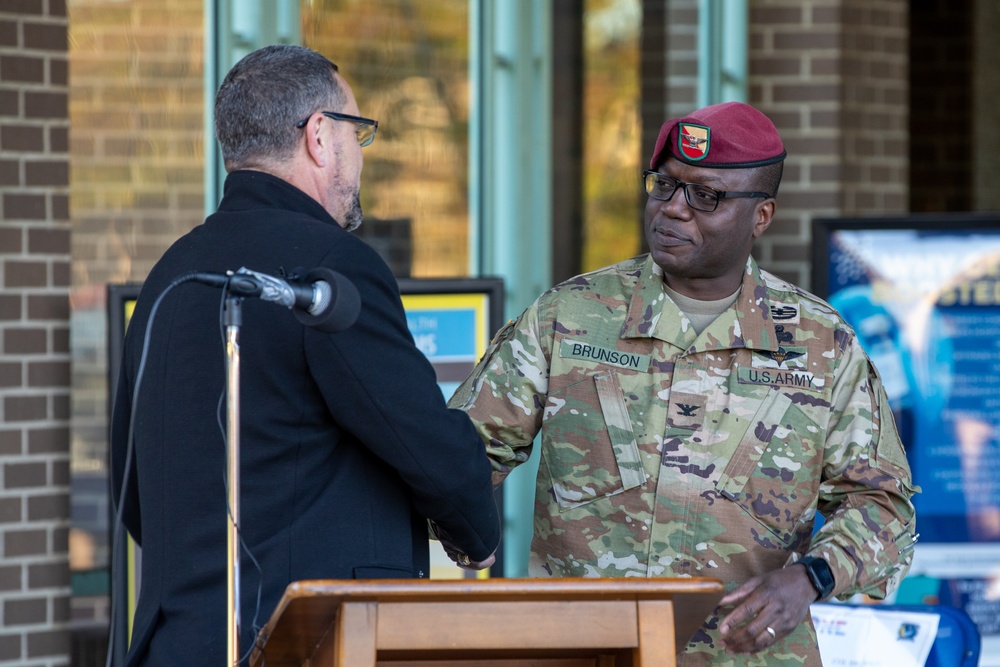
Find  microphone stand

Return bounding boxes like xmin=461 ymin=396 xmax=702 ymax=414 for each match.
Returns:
xmin=214 ymin=272 xmax=357 ymax=666
xmin=224 ymin=295 xmax=242 ymax=667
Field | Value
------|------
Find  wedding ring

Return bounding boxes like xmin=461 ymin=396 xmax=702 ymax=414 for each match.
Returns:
xmin=766 ymin=626 xmax=776 ymax=639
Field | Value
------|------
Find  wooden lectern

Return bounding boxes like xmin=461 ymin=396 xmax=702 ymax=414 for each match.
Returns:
xmin=250 ymin=577 xmax=724 ymax=667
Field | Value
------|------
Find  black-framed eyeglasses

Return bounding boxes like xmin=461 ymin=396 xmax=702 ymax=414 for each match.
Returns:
xmin=295 ymin=111 xmax=379 ymax=147
xmin=642 ymin=170 xmax=771 ymax=212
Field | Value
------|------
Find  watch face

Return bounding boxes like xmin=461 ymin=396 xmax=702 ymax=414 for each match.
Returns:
xmin=803 ymin=557 xmax=835 ymax=598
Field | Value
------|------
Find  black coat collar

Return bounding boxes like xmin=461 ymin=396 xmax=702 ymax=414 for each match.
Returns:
xmin=218 ymin=170 xmax=342 ymax=228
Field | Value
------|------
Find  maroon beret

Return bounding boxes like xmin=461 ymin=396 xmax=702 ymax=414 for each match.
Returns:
xmin=649 ymin=101 xmax=786 ymax=170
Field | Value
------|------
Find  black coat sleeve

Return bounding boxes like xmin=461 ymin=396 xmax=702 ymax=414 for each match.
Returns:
xmin=304 ymin=239 xmax=500 ymax=561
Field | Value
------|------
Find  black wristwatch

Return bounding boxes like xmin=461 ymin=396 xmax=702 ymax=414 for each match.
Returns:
xmin=799 ymin=556 xmax=835 ymax=600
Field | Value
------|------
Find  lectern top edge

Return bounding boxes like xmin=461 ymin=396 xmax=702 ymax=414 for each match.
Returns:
xmin=282 ymin=576 xmax=725 ymax=603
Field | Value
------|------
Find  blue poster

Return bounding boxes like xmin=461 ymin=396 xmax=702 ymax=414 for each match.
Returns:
xmin=405 ymin=308 xmax=478 ymax=360
xmin=826 ymin=228 xmax=1000 ymax=543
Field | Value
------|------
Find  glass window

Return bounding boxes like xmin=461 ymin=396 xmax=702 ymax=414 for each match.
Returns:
xmin=67 ymin=0 xmax=205 ymax=623
xmin=302 ymin=0 xmax=472 ymax=278
xmin=582 ymin=0 xmax=642 ymax=272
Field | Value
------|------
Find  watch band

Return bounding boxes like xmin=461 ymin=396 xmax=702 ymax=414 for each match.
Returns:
xmin=799 ymin=555 xmax=835 ymax=600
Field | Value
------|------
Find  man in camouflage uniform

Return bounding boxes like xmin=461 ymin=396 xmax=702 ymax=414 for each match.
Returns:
xmin=450 ymin=101 xmax=918 ymax=665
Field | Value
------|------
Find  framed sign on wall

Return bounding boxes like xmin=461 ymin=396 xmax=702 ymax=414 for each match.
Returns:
xmin=812 ymin=214 xmax=1000 ymax=661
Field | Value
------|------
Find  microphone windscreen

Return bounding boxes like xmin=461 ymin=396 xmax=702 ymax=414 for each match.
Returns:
xmin=294 ymin=267 xmax=361 ymax=332
xmin=308 ymin=280 xmax=333 ymax=316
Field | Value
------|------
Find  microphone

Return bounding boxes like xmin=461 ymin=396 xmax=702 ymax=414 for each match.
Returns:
xmin=191 ymin=267 xmax=361 ymax=333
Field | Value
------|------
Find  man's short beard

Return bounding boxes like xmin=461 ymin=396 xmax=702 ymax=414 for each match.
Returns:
xmin=342 ymin=192 xmax=363 ymax=232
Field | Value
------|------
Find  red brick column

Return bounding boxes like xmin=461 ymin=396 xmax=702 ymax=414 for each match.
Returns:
xmin=749 ymin=0 xmax=909 ymax=287
xmin=0 ymin=2 xmax=72 ymax=665
xmin=644 ymin=0 xmax=910 ymax=289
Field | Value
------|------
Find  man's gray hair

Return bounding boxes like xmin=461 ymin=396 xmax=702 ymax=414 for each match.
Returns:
xmin=214 ymin=44 xmax=346 ymax=170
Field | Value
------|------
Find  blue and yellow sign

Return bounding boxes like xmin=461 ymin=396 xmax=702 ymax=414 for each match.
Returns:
xmin=401 ymin=292 xmax=494 ymax=400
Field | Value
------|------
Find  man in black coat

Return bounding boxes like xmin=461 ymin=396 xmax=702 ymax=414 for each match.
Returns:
xmin=110 ymin=44 xmax=500 ymax=666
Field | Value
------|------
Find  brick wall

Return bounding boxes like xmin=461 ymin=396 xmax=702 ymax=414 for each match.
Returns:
xmin=748 ymin=0 xmax=910 ymax=288
xmin=643 ymin=0 xmax=910 ymax=290
xmin=747 ymin=0 xmax=835 ymax=286
xmin=0 ymin=1 xmax=72 ymax=666
xmin=664 ymin=0 xmax=699 ymax=119
xmin=839 ymin=0 xmax=909 ymax=214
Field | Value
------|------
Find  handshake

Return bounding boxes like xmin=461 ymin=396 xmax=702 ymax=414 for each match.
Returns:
xmin=429 ymin=521 xmax=497 ymax=571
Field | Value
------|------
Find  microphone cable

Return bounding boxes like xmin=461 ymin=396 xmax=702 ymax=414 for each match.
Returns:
xmin=107 ymin=273 xmax=266 ymax=666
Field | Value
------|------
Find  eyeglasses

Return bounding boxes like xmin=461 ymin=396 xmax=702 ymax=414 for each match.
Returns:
xmin=642 ymin=170 xmax=771 ymax=212
xmin=295 ymin=111 xmax=379 ymax=147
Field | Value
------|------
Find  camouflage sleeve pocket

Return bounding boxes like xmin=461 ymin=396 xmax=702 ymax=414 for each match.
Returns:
xmin=716 ymin=390 xmax=823 ymax=547
xmin=449 ymin=319 xmax=519 ymax=411
xmin=543 ymin=371 xmax=645 ymax=510
xmin=868 ymin=361 xmax=915 ymax=480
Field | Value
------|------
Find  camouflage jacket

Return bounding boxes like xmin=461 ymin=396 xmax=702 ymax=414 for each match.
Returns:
xmin=450 ymin=255 xmax=918 ymax=666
